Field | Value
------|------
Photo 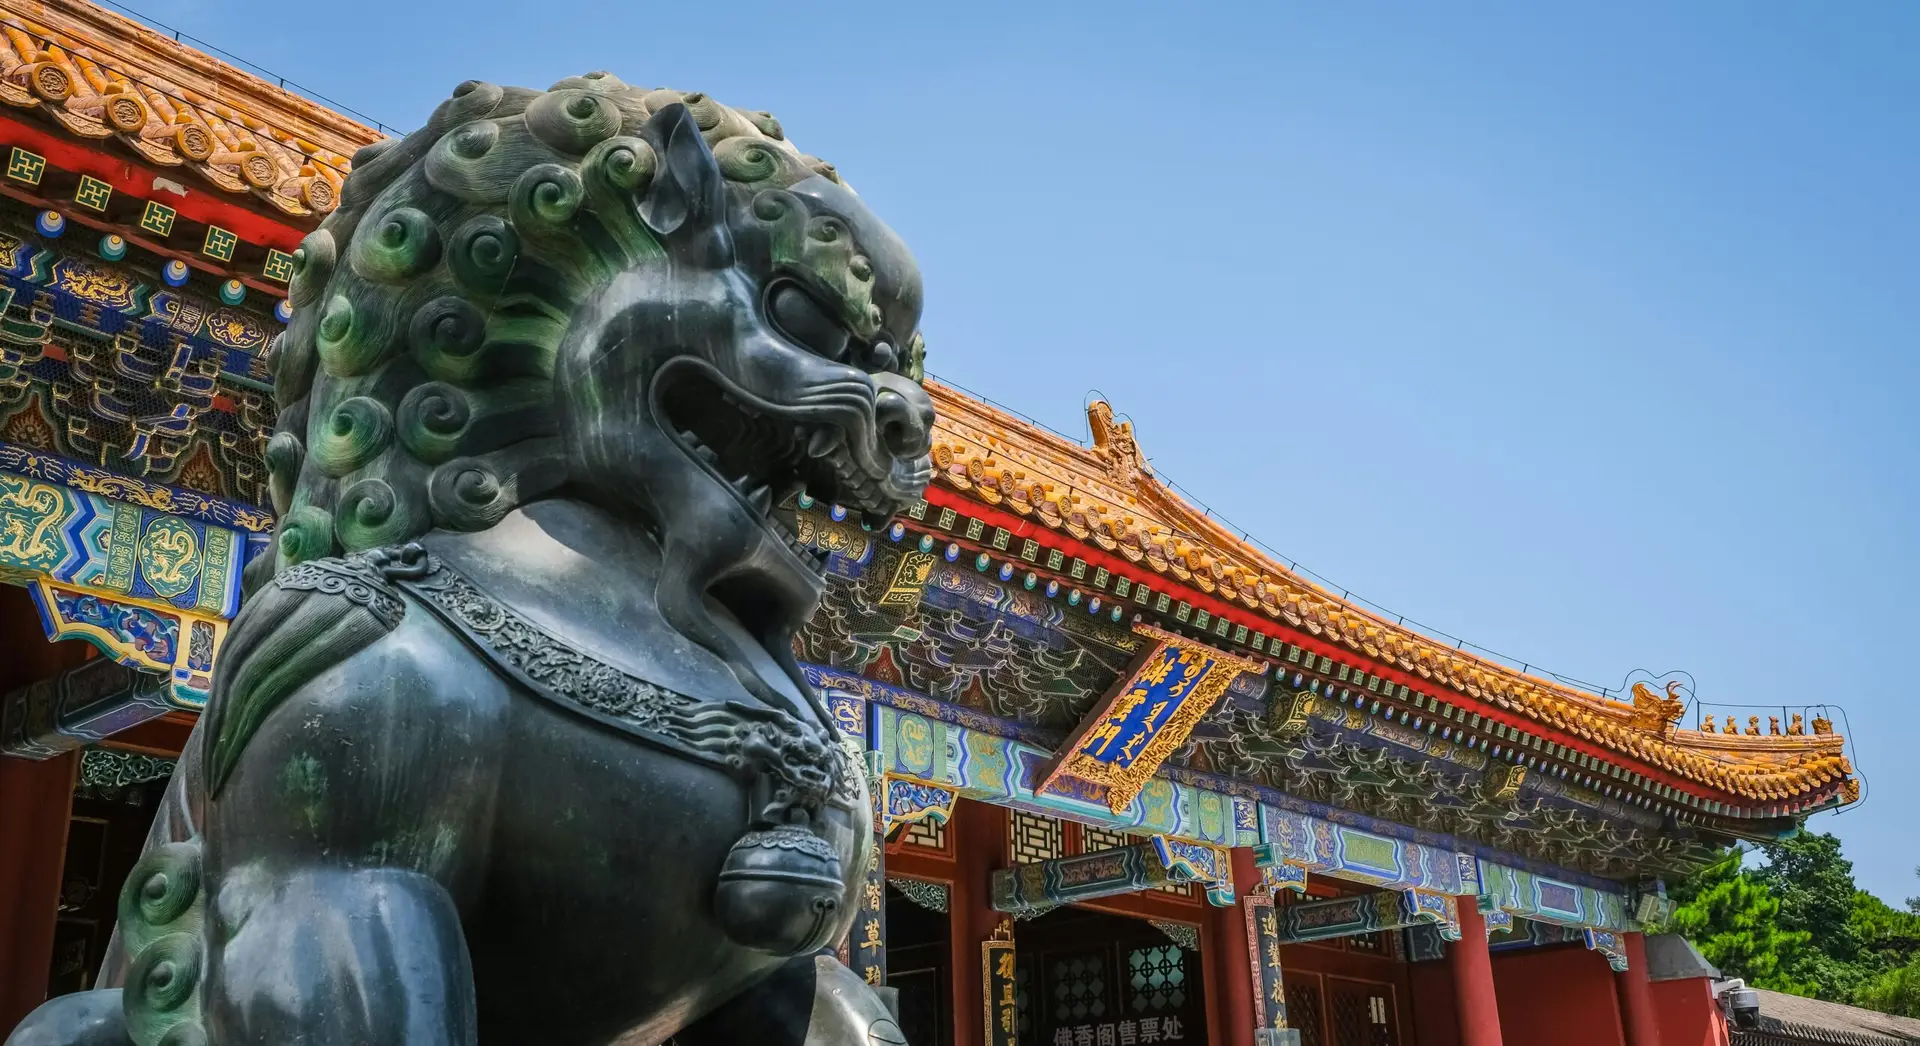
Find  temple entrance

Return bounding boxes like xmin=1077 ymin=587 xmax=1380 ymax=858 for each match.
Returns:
xmin=886 ymin=879 xmax=955 ymax=1046
xmin=1282 ymin=971 xmax=1400 ymax=1046
xmin=0 ymin=585 xmax=183 ymax=1022
xmin=0 ymin=585 xmax=89 ymax=1029
xmin=1013 ymin=906 xmax=1207 ymax=1046
xmin=1269 ymin=882 xmax=1410 ymax=1046
xmin=45 ymin=764 xmax=167 ymax=996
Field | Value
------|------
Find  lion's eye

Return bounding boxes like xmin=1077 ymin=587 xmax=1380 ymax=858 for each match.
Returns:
xmin=769 ymin=284 xmax=851 ymax=363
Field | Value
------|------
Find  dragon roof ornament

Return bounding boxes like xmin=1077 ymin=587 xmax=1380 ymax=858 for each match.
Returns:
xmin=925 ymin=384 xmax=1853 ymax=806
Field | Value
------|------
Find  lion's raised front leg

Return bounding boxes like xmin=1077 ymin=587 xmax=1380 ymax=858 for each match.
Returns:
xmin=204 ymin=865 xmax=475 ymax=1045
xmin=188 ymin=548 xmax=510 ymax=1045
xmin=678 ymin=954 xmax=907 ymax=1046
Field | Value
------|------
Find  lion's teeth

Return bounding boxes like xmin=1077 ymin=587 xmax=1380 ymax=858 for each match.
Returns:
xmin=807 ymin=428 xmax=843 ymax=458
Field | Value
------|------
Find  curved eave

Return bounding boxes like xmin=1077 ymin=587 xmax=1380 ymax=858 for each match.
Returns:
xmin=0 ymin=0 xmax=379 ymax=218
xmin=924 ymin=381 xmax=1858 ymax=810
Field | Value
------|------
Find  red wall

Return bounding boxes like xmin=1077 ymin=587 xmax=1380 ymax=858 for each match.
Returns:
xmin=0 ymin=588 xmax=89 ymax=1033
xmin=1491 ymin=945 xmax=1624 ymax=1046
xmin=1649 ymin=976 xmax=1730 ymax=1046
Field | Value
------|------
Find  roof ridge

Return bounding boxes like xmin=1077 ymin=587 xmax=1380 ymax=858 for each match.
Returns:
xmin=926 ymin=381 xmax=1855 ymax=804
xmin=1 ymin=0 xmax=377 ymax=149
xmin=0 ymin=0 xmax=382 ymax=219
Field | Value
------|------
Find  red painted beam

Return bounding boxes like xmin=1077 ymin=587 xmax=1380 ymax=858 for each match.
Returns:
xmin=0 ymin=112 xmax=306 ymax=252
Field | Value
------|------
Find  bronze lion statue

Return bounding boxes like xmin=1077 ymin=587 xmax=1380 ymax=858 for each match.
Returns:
xmin=9 ymin=72 xmax=933 ymax=1046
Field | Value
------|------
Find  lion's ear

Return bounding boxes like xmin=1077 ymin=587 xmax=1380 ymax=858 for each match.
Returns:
xmin=639 ymin=102 xmax=725 ymax=241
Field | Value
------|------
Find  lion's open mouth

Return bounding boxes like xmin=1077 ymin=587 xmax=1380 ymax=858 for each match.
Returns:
xmin=654 ymin=359 xmax=909 ymax=568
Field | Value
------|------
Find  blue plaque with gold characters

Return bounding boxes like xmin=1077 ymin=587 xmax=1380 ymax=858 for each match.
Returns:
xmin=1037 ymin=622 xmax=1263 ymax=811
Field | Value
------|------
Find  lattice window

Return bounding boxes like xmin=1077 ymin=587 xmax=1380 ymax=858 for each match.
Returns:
xmin=1287 ymin=979 xmax=1326 ymax=1046
xmin=1079 ymin=824 xmax=1132 ymax=853
xmin=1049 ymin=952 xmax=1109 ymax=1022
xmin=1326 ymin=981 xmax=1395 ymax=1046
xmin=1008 ymin=810 xmax=1064 ymax=865
xmin=1347 ymin=932 xmax=1384 ymax=954
xmin=900 ymin=816 xmax=947 ymax=851
xmin=1125 ymin=945 xmax=1188 ymax=1013
xmin=1330 ymin=987 xmax=1368 ymax=1046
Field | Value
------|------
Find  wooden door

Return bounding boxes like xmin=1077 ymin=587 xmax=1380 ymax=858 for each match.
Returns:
xmin=1326 ymin=976 xmax=1398 ymax=1046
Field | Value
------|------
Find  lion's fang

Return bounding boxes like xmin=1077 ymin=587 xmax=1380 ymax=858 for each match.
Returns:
xmin=806 ymin=428 xmax=843 ymax=458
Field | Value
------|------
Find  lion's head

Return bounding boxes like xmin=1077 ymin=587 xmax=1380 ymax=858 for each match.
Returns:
xmin=262 ymin=74 xmax=933 ymax=710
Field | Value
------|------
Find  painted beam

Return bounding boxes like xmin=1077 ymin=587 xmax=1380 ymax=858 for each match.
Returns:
xmin=881 ymin=774 xmax=957 ymax=835
xmin=28 ymin=578 xmax=227 ymax=708
xmin=989 ymin=840 xmax=1230 ymax=915
xmin=1255 ymin=807 xmax=1478 ymax=896
xmin=0 ymin=656 xmax=170 ymax=758
xmin=1271 ymin=889 xmax=1459 ymax=945
xmin=860 ymin=690 xmax=1239 ymax=848
xmin=1479 ymin=861 xmax=1634 ymax=932
xmin=812 ymin=666 xmax=1638 ymax=902
xmin=1584 ymin=928 xmax=1630 ymax=972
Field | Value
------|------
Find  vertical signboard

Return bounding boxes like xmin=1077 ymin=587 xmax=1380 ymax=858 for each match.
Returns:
xmin=850 ymin=833 xmax=887 ymax=986
xmin=1244 ymin=890 xmax=1289 ymax=1033
xmin=983 ymin=919 xmax=1018 ymax=1046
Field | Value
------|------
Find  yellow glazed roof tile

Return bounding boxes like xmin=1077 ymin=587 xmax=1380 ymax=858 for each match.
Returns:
xmin=0 ymin=0 xmax=379 ymax=218
xmin=926 ymin=382 xmax=1852 ymax=807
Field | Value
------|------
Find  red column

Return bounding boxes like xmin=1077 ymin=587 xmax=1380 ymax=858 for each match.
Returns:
xmin=1615 ymin=932 xmax=1662 ymax=1046
xmin=0 ymin=752 xmax=78 ymax=1034
xmin=1200 ymin=849 xmax=1259 ymax=1046
xmin=948 ymin=799 xmax=1005 ymax=1046
xmin=1449 ymin=902 xmax=1505 ymax=1046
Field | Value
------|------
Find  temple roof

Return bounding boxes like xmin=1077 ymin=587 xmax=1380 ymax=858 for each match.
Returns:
xmin=926 ymin=382 xmax=1853 ymax=807
xmin=0 ymin=0 xmax=1846 ymax=811
xmin=0 ymin=0 xmax=378 ymax=218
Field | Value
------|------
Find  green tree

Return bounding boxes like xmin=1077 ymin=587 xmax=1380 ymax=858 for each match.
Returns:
xmin=1856 ymin=959 xmax=1920 ymax=1018
xmin=1666 ymin=849 xmax=1813 ymax=994
xmin=1667 ymin=834 xmax=1920 ymax=1015
xmin=1755 ymin=833 xmax=1863 ymax=970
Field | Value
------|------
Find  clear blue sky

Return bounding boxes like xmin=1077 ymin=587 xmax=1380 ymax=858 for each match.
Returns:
xmin=135 ymin=0 xmax=1917 ymax=898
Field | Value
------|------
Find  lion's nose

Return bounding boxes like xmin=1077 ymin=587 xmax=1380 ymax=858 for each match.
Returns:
xmin=874 ymin=373 xmax=934 ymax=459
